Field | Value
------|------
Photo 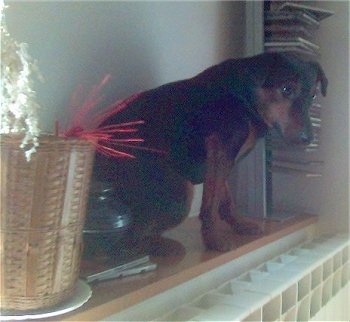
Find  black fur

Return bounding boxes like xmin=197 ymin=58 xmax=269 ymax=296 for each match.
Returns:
xmin=92 ymin=52 xmax=327 ymax=252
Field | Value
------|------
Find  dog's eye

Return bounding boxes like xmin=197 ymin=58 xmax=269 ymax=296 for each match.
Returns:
xmin=280 ymin=85 xmax=295 ymax=99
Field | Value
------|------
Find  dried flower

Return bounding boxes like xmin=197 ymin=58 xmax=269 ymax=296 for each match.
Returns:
xmin=0 ymin=0 xmax=42 ymax=160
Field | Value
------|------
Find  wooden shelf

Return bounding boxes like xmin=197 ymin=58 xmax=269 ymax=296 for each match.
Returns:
xmin=54 ymin=214 xmax=317 ymax=321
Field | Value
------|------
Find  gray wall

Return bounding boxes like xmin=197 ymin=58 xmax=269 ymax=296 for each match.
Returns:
xmin=5 ymin=1 xmax=246 ymax=131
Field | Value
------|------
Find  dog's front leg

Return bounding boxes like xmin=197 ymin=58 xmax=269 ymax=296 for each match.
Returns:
xmin=219 ymin=183 xmax=263 ymax=235
xmin=199 ymin=134 xmax=235 ymax=251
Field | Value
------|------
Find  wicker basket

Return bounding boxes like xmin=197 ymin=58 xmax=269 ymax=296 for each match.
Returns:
xmin=0 ymin=134 xmax=95 ymax=310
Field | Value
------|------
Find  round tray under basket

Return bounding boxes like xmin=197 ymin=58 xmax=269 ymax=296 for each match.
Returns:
xmin=0 ymin=280 xmax=92 ymax=321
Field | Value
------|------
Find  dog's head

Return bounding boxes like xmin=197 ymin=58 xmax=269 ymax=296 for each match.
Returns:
xmin=254 ymin=53 xmax=328 ymax=145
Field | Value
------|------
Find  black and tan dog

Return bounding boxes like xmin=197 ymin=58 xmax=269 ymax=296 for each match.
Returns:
xmin=93 ymin=52 xmax=327 ymax=252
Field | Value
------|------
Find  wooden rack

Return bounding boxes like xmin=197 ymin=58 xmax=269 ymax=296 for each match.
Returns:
xmin=48 ymin=215 xmax=317 ymax=321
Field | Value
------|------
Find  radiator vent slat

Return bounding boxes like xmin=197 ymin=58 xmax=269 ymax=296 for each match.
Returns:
xmin=155 ymin=234 xmax=349 ymax=321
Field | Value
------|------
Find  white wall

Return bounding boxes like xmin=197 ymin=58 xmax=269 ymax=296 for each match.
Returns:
xmin=315 ymin=1 xmax=349 ymax=234
xmin=267 ymin=1 xmax=349 ymax=235
xmin=5 ymin=1 xmax=245 ymax=131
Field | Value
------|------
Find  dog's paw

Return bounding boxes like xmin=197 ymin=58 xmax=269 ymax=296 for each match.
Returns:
xmin=201 ymin=229 xmax=234 ymax=252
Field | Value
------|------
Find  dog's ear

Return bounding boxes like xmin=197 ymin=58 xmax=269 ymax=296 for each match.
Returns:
xmin=310 ymin=61 xmax=328 ymax=97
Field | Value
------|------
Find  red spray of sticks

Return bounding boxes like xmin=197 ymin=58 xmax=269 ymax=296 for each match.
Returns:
xmin=60 ymin=75 xmax=164 ymax=159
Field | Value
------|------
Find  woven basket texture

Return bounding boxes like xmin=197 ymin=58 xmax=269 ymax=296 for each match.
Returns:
xmin=0 ymin=134 xmax=95 ymax=310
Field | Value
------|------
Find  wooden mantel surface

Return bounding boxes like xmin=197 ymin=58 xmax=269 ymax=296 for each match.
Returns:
xmin=53 ymin=214 xmax=317 ymax=321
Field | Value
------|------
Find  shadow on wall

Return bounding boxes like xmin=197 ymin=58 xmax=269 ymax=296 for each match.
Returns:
xmin=6 ymin=2 xmax=158 ymax=131
xmin=6 ymin=1 xmax=244 ymax=132
xmin=215 ymin=1 xmax=246 ymax=61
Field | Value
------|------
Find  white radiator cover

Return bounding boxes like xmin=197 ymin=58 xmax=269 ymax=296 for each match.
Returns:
xmin=310 ymin=284 xmax=349 ymax=321
xmin=154 ymin=234 xmax=349 ymax=321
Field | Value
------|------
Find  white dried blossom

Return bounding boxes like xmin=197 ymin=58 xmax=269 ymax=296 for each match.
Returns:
xmin=1 ymin=0 xmax=42 ymax=160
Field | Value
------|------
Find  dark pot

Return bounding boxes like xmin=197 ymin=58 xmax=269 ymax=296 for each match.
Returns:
xmin=83 ymin=181 xmax=133 ymax=259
